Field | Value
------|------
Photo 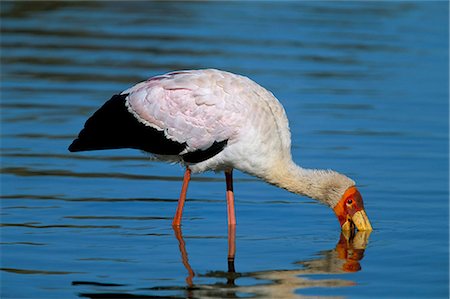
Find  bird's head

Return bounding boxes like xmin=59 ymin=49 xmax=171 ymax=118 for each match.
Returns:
xmin=333 ymin=186 xmax=372 ymax=231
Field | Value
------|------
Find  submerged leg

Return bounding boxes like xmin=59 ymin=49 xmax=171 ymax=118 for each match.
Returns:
xmin=225 ymin=169 xmax=236 ymax=225
xmin=172 ymin=168 xmax=191 ymax=227
xmin=228 ymin=224 xmax=236 ymax=273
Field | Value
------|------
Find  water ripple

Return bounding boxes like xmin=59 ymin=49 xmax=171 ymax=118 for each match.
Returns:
xmin=1 ymin=166 xmax=257 ymax=182
xmin=1 ymin=223 xmax=121 ymax=229
xmin=1 ymin=268 xmax=83 ymax=275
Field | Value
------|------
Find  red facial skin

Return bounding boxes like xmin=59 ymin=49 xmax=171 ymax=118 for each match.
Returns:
xmin=333 ymin=186 xmax=365 ymax=227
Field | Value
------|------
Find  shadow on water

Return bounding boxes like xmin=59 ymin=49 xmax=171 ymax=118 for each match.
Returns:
xmin=76 ymin=227 xmax=371 ymax=299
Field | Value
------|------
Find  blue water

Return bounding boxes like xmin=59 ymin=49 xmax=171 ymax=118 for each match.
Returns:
xmin=1 ymin=2 xmax=448 ymax=299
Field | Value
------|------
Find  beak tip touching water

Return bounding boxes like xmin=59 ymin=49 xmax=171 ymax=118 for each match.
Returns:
xmin=334 ymin=187 xmax=373 ymax=232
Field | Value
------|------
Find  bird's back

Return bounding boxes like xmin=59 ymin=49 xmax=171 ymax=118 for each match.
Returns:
xmin=70 ymin=69 xmax=292 ymax=173
xmin=127 ymin=70 xmax=290 ymax=146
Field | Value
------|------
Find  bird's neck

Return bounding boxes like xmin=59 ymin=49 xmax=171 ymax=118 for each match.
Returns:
xmin=263 ymin=158 xmax=355 ymax=208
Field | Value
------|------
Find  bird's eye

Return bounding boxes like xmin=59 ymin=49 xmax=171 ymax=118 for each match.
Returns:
xmin=346 ymin=199 xmax=353 ymax=205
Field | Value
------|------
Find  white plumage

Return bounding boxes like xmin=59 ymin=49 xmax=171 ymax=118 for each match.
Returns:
xmin=69 ymin=69 xmax=372 ymax=231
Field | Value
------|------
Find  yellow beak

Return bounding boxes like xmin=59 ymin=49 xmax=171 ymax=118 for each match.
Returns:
xmin=352 ymin=210 xmax=373 ymax=231
xmin=342 ymin=210 xmax=373 ymax=232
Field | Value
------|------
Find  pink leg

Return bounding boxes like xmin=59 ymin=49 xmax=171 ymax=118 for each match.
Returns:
xmin=225 ymin=169 xmax=236 ymax=225
xmin=172 ymin=168 xmax=191 ymax=227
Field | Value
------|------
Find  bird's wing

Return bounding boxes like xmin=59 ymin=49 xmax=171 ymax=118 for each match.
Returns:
xmin=122 ymin=70 xmax=245 ymax=154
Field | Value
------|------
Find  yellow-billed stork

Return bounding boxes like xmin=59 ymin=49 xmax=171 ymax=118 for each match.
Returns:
xmin=69 ymin=69 xmax=372 ymax=231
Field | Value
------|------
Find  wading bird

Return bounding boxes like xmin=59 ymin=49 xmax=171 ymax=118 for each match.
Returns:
xmin=69 ymin=69 xmax=372 ymax=231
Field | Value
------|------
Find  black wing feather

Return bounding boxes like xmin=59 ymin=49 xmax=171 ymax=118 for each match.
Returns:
xmin=68 ymin=94 xmax=228 ymax=163
xmin=68 ymin=94 xmax=185 ymax=154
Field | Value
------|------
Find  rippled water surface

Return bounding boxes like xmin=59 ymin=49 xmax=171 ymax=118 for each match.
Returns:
xmin=1 ymin=2 xmax=448 ymax=299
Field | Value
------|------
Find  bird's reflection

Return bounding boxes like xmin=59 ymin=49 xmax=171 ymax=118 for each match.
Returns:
xmin=172 ymin=224 xmax=238 ymax=289
xmin=297 ymin=229 xmax=370 ymax=274
xmin=78 ymin=227 xmax=371 ymax=299
xmin=172 ymin=227 xmax=195 ymax=287
xmin=171 ymin=225 xmax=371 ymax=299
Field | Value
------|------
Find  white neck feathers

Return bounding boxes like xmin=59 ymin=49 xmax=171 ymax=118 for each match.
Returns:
xmin=262 ymin=159 xmax=355 ymax=208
